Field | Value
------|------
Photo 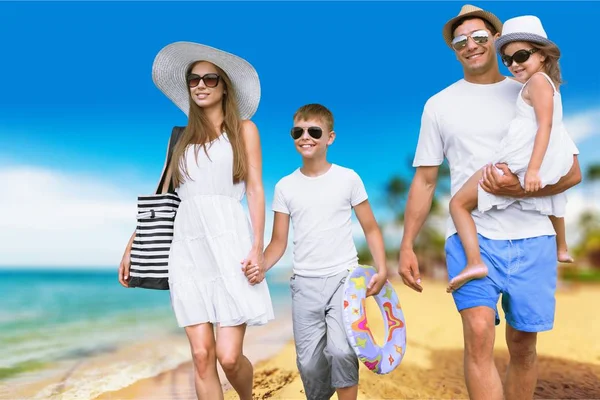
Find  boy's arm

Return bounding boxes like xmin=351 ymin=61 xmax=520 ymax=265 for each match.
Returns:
xmin=246 ymin=211 xmax=290 ymax=285
xmin=354 ymin=199 xmax=388 ymax=296
xmin=264 ymin=212 xmax=290 ymax=271
xmin=524 ymin=74 xmax=554 ymax=192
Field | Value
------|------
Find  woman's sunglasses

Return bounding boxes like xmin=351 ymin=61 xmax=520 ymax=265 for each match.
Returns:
xmin=187 ymin=73 xmax=220 ymax=88
xmin=451 ymin=29 xmax=489 ymax=50
xmin=290 ymin=126 xmax=323 ymax=140
xmin=501 ymin=48 xmax=539 ymax=67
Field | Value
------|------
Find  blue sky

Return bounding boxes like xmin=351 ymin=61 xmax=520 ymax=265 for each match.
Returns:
xmin=1 ymin=1 xmax=598 ymax=267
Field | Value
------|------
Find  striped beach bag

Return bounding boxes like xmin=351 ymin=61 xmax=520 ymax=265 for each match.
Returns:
xmin=128 ymin=126 xmax=184 ymax=290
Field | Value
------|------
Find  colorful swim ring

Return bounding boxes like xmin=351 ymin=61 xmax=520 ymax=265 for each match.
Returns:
xmin=342 ymin=264 xmax=407 ymax=374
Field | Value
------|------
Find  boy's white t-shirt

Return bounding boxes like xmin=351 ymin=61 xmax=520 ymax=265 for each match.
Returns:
xmin=414 ymin=77 xmax=577 ymax=240
xmin=272 ymin=164 xmax=368 ymax=277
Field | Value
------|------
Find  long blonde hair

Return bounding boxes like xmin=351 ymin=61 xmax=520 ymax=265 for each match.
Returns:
xmin=168 ymin=62 xmax=248 ymax=188
xmin=536 ymin=43 xmax=563 ymax=88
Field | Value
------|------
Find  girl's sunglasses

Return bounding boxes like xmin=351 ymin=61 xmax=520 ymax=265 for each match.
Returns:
xmin=187 ymin=73 xmax=220 ymax=88
xmin=501 ymin=48 xmax=539 ymax=67
xmin=451 ymin=29 xmax=489 ymax=50
xmin=290 ymin=126 xmax=323 ymax=140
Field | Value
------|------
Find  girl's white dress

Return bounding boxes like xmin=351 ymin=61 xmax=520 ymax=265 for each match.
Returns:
xmin=478 ymin=73 xmax=576 ymax=217
xmin=168 ymin=133 xmax=274 ymax=328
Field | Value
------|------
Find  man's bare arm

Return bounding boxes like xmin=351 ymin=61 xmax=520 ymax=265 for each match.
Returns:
xmin=400 ymin=166 xmax=440 ymax=248
xmin=480 ymin=155 xmax=582 ymax=198
xmin=398 ymin=165 xmax=439 ymax=292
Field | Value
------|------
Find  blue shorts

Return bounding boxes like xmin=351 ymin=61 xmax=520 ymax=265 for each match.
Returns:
xmin=445 ymin=233 xmax=557 ymax=332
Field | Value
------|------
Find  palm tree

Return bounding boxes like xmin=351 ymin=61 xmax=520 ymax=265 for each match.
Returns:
xmin=572 ymin=163 xmax=600 ymax=269
xmin=578 ymin=211 xmax=600 ymax=235
xmin=574 ymin=211 xmax=600 ymax=269
xmin=358 ymin=158 xmax=451 ymax=276
xmin=385 ymin=176 xmax=409 ymax=223
xmin=586 ymin=163 xmax=600 ymax=182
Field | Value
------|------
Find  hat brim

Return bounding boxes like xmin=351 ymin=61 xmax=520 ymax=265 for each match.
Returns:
xmin=152 ymin=42 xmax=260 ymax=119
xmin=495 ymin=33 xmax=558 ymax=54
xmin=443 ymin=10 xmax=503 ymax=48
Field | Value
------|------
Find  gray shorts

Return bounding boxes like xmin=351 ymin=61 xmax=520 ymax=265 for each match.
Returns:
xmin=290 ymin=270 xmax=359 ymax=400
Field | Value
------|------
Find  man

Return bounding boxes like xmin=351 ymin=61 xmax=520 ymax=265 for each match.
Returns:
xmin=398 ymin=4 xmax=581 ymax=400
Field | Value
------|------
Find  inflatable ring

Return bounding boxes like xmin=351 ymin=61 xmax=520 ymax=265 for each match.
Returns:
xmin=342 ymin=265 xmax=407 ymax=374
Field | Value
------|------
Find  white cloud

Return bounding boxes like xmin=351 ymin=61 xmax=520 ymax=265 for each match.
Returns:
xmin=0 ymin=167 xmax=139 ymax=267
xmin=564 ymin=107 xmax=600 ymax=143
xmin=0 ymin=165 xmax=295 ymax=269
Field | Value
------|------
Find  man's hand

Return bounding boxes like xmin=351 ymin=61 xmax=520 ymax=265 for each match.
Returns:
xmin=480 ymin=163 xmax=525 ymax=197
xmin=398 ymin=247 xmax=423 ymax=292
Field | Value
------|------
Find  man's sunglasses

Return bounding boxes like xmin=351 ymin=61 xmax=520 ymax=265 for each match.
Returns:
xmin=290 ymin=126 xmax=323 ymax=140
xmin=451 ymin=29 xmax=489 ymax=50
xmin=501 ymin=48 xmax=539 ymax=67
xmin=187 ymin=73 xmax=220 ymax=88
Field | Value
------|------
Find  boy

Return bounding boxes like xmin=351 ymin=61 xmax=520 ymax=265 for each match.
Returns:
xmin=245 ymin=104 xmax=387 ymax=400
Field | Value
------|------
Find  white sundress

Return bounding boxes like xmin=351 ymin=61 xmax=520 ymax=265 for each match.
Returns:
xmin=478 ymin=73 xmax=576 ymax=217
xmin=168 ymin=133 xmax=274 ymax=328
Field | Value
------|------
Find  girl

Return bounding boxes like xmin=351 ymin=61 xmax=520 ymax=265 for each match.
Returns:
xmin=447 ymin=16 xmax=577 ymax=292
xmin=119 ymin=42 xmax=274 ymax=399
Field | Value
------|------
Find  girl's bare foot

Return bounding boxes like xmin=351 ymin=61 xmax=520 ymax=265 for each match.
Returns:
xmin=558 ymin=250 xmax=574 ymax=263
xmin=447 ymin=263 xmax=488 ymax=293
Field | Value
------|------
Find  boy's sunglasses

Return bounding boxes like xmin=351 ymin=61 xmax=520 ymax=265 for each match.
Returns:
xmin=501 ymin=48 xmax=539 ymax=67
xmin=187 ymin=73 xmax=220 ymax=88
xmin=451 ymin=29 xmax=489 ymax=50
xmin=291 ymin=126 xmax=323 ymax=140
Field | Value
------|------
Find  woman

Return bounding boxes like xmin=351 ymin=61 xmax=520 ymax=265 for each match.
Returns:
xmin=119 ymin=42 xmax=274 ymax=400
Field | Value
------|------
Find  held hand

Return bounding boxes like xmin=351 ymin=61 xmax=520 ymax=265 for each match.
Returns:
xmin=366 ymin=272 xmax=387 ymax=297
xmin=524 ymin=169 xmax=542 ymax=193
xmin=241 ymin=247 xmax=266 ymax=285
xmin=118 ymin=247 xmax=132 ymax=288
xmin=480 ymin=163 xmax=525 ymax=197
xmin=398 ymin=248 xmax=423 ymax=292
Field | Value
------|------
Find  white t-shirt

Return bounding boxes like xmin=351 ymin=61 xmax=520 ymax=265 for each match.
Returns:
xmin=413 ymin=77 xmax=558 ymax=240
xmin=272 ymin=164 xmax=368 ymax=277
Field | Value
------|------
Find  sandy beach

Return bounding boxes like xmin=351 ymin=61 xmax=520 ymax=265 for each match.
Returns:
xmin=95 ymin=278 xmax=600 ymax=400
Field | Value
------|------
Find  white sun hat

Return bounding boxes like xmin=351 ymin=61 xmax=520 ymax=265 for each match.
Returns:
xmin=495 ymin=15 xmax=558 ymax=54
xmin=152 ymin=42 xmax=261 ymax=119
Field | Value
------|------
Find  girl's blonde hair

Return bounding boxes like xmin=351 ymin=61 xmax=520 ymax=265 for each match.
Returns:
xmin=536 ymin=43 xmax=562 ymax=88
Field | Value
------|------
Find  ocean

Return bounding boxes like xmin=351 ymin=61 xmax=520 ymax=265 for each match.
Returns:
xmin=0 ymin=268 xmax=292 ymax=399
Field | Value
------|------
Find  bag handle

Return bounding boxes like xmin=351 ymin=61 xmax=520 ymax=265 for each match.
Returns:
xmin=155 ymin=126 xmax=185 ymax=194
